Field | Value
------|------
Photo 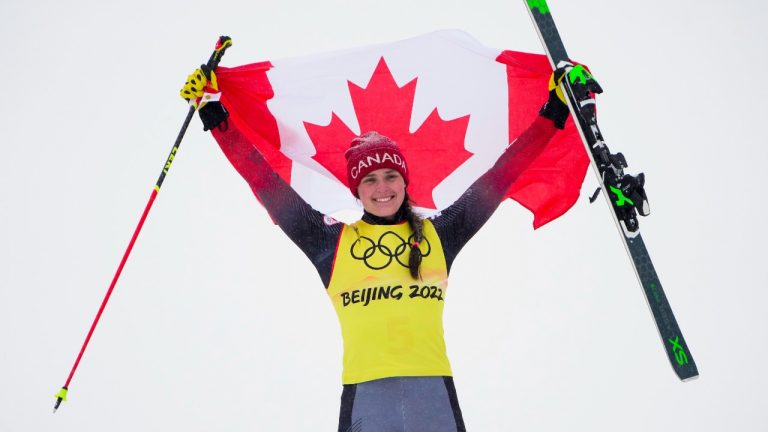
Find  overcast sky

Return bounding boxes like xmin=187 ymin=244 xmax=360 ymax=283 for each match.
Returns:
xmin=2 ymin=0 xmax=767 ymax=431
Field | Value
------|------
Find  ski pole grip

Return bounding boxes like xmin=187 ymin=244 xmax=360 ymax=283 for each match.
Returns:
xmin=203 ymin=36 xmax=233 ymax=78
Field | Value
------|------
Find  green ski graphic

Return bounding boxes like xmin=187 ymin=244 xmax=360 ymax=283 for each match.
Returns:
xmin=609 ymin=185 xmax=634 ymax=207
xmin=527 ymin=0 xmax=550 ymax=15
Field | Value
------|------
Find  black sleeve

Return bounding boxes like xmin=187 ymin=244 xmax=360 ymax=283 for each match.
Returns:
xmin=212 ymin=126 xmax=342 ymax=287
xmin=432 ymin=116 xmax=558 ymax=272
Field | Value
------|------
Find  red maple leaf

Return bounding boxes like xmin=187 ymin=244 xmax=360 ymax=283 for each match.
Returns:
xmin=304 ymin=57 xmax=472 ymax=209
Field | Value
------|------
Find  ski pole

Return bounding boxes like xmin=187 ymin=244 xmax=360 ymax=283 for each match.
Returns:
xmin=53 ymin=36 xmax=233 ymax=413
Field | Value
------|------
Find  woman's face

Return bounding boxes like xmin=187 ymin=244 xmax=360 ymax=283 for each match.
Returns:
xmin=357 ymin=168 xmax=406 ymax=219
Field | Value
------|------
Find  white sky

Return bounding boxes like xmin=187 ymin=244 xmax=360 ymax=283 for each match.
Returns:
xmin=2 ymin=0 xmax=767 ymax=430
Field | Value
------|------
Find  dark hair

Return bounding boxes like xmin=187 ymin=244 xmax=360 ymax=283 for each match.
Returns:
xmin=402 ymin=193 xmax=424 ymax=280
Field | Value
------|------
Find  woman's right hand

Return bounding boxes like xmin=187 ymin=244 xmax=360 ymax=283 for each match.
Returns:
xmin=180 ymin=65 xmax=229 ymax=131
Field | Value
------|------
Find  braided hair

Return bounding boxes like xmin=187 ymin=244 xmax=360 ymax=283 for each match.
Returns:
xmin=402 ymin=193 xmax=424 ymax=280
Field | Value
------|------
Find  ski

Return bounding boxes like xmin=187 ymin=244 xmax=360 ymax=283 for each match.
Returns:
xmin=523 ymin=0 xmax=698 ymax=380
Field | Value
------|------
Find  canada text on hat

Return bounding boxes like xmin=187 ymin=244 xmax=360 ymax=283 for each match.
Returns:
xmin=349 ymin=151 xmax=407 ymax=180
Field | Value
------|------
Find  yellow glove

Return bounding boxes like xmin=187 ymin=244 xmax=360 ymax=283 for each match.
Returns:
xmin=540 ymin=61 xmax=603 ymax=129
xmin=548 ymin=66 xmax=568 ymax=105
xmin=180 ymin=65 xmax=220 ymax=110
xmin=540 ymin=64 xmax=572 ymax=129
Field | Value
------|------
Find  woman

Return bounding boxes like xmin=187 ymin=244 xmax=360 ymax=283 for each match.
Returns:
xmin=181 ymin=63 xmax=581 ymax=431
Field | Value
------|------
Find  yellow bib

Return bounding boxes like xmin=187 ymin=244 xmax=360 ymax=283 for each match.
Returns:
xmin=327 ymin=219 xmax=452 ymax=384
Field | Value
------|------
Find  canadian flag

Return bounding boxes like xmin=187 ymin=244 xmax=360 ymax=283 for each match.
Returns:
xmin=213 ymin=30 xmax=588 ymax=228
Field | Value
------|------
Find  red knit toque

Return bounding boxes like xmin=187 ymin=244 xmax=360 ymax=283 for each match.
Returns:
xmin=345 ymin=131 xmax=409 ymax=196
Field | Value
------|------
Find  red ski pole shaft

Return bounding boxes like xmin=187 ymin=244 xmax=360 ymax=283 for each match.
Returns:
xmin=54 ymin=36 xmax=232 ymax=413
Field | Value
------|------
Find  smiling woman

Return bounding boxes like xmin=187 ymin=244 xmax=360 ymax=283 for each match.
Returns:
xmin=180 ymin=59 xmax=574 ymax=430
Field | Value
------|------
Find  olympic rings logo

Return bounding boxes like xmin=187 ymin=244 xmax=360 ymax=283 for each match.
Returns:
xmin=350 ymin=231 xmax=431 ymax=270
